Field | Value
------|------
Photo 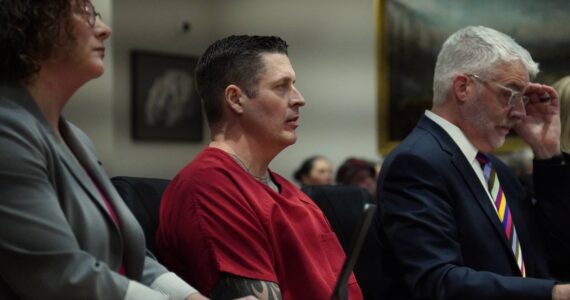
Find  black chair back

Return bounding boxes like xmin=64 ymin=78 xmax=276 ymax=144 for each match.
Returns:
xmin=111 ymin=176 xmax=170 ymax=256
xmin=302 ymin=185 xmax=384 ymax=300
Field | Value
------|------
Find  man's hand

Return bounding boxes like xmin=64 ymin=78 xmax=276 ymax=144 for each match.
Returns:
xmin=552 ymin=284 xmax=570 ymax=300
xmin=185 ymin=293 xmax=209 ymax=300
xmin=514 ymin=83 xmax=561 ymax=159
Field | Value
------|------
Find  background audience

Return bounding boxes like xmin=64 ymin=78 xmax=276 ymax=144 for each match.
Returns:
xmin=293 ymin=155 xmax=333 ymax=186
xmin=506 ymin=147 xmax=534 ymax=177
xmin=505 ymin=147 xmax=535 ymax=195
xmin=554 ymin=75 xmax=570 ymax=153
xmin=336 ymin=157 xmax=379 ymax=196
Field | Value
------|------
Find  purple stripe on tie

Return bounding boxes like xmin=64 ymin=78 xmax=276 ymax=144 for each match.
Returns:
xmin=494 ymin=187 xmax=503 ymax=212
xmin=476 ymin=152 xmax=525 ymax=277
xmin=483 ymin=165 xmax=491 ymax=180
xmin=505 ymin=208 xmax=512 ymax=239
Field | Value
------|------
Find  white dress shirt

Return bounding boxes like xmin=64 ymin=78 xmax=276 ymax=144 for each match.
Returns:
xmin=424 ymin=110 xmax=496 ymax=207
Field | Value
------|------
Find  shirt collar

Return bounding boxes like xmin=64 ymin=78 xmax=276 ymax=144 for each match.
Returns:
xmin=424 ymin=110 xmax=480 ymax=163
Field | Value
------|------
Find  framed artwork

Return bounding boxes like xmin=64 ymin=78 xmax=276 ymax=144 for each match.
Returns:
xmin=376 ymin=0 xmax=570 ymax=154
xmin=131 ymin=50 xmax=203 ymax=142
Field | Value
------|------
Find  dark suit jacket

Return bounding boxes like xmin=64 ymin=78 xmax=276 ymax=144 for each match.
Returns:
xmin=0 ymin=83 xmax=174 ymax=299
xmin=377 ymin=115 xmax=570 ymax=300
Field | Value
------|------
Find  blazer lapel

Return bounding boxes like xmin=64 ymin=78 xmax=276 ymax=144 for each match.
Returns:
xmin=2 ymin=84 xmax=117 ymax=230
xmin=418 ymin=116 xmax=517 ymax=260
xmin=3 ymin=83 xmax=145 ymax=280
xmin=53 ymin=126 xmax=113 ymax=227
xmin=59 ymin=120 xmax=145 ymax=280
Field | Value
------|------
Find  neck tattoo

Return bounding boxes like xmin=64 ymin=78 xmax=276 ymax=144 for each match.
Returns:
xmin=229 ymin=153 xmax=271 ymax=185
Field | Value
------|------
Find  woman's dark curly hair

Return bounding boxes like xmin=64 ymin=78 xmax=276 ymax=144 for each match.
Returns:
xmin=0 ymin=0 xmax=78 ymax=82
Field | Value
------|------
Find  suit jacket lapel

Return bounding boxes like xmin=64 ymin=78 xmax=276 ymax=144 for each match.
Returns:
xmin=59 ymin=120 xmax=146 ymax=280
xmin=418 ymin=116 xmax=516 ymax=258
xmin=1 ymin=84 xmax=109 ymax=220
xmin=2 ymin=84 xmax=116 ymax=228
xmin=3 ymin=83 xmax=145 ymax=280
xmin=55 ymin=122 xmax=118 ymax=229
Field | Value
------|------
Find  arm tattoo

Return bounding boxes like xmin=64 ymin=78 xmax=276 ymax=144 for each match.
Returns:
xmin=210 ymin=274 xmax=282 ymax=300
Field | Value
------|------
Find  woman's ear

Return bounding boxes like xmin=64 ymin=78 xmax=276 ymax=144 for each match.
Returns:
xmin=224 ymin=84 xmax=245 ymax=114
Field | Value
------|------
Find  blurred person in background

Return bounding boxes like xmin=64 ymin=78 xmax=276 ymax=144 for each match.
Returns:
xmin=507 ymin=147 xmax=534 ymax=176
xmin=336 ymin=157 xmax=378 ymax=196
xmin=553 ymin=75 xmax=570 ymax=153
xmin=293 ymin=155 xmax=333 ymax=186
xmin=506 ymin=147 xmax=535 ymax=195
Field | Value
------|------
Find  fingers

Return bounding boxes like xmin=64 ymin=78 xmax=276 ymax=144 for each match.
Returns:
xmin=525 ymin=83 xmax=559 ymax=104
xmin=539 ymin=92 xmax=551 ymax=102
xmin=523 ymin=84 xmax=559 ymax=116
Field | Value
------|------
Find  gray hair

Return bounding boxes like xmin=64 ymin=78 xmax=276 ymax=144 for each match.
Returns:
xmin=432 ymin=26 xmax=539 ymax=105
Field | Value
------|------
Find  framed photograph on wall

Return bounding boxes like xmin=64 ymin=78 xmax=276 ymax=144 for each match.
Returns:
xmin=131 ymin=50 xmax=203 ymax=142
xmin=376 ymin=0 xmax=570 ymax=154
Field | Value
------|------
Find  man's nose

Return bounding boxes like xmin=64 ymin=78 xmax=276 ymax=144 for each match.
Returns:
xmin=509 ymin=99 xmax=527 ymax=120
xmin=292 ymin=87 xmax=305 ymax=107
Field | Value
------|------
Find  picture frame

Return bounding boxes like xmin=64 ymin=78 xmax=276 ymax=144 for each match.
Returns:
xmin=376 ymin=0 xmax=570 ymax=154
xmin=131 ymin=50 xmax=203 ymax=142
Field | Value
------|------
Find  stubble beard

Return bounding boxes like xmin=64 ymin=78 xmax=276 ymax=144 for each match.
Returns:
xmin=465 ymin=99 xmax=508 ymax=150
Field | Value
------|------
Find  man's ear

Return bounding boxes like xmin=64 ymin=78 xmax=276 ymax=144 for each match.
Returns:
xmin=453 ymin=74 xmax=471 ymax=103
xmin=224 ymin=84 xmax=245 ymax=114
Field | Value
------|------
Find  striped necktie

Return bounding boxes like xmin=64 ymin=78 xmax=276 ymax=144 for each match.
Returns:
xmin=476 ymin=152 xmax=526 ymax=277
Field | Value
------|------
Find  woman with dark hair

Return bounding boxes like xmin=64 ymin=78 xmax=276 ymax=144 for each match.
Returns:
xmin=336 ymin=158 xmax=378 ymax=196
xmin=0 ymin=1 xmax=208 ymax=299
xmin=293 ymin=155 xmax=333 ymax=186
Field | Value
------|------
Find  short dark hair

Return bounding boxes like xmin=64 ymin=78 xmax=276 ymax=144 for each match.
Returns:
xmin=0 ymin=0 xmax=78 ymax=82
xmin=195 ymin=35 xmax=288 ymax=126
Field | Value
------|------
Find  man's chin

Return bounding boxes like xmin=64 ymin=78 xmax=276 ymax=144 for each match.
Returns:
xmin=275 ymin=132 xmax=297 ymax=149
xmin=286 ymin=136 xmax=297 ymax=146
xmin=491 ymin=136 xmax=507 ymax=150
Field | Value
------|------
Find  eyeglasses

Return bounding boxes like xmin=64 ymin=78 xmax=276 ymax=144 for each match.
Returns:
xmin=81 ymin=0 xmax=101 ymax=27
xmin=467 ymin=74 xmax=529 ymax=107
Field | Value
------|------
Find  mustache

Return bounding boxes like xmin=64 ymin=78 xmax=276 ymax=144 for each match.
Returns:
xmin=500 ymin=119 xmax=521 ymax=128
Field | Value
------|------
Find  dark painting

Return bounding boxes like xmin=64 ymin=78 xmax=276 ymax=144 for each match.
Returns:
xmin=131 ymin=51 xmax=203 ymax=142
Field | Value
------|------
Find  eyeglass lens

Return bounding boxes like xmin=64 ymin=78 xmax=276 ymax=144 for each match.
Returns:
xmin=84 ymin=1 xmax=100 ymax=26
xmin=470 ymin=74 xmax=528 ymax=107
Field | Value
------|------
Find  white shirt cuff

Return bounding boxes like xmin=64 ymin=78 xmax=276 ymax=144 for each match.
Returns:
xmin=124 ymin=280 xmax=169 ymax=300
xmin=150 ymin=272 xmax=200 ymax=300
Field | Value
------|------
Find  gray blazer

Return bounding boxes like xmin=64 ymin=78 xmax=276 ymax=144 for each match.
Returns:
xmin=0 ymin=83 xmax=189 ymax=300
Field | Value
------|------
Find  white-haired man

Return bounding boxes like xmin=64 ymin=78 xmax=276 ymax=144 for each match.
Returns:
xmin=378 ymin=26 xmax=570 ymax=299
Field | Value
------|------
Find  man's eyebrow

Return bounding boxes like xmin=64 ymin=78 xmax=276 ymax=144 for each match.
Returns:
xmin=274 ymin=76 xmax=294 ymax=84
xmin=503 ymin=81 xmax=527 ymax=91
